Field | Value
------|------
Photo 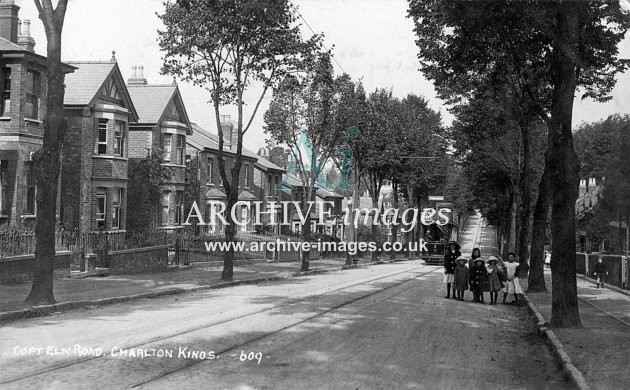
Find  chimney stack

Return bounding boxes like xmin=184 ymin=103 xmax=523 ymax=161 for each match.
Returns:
xmin=127 ymin=65 xmax=147 ymax=86
xmin=588 ymin=178 xmax=597 ymax=193
xmin=220 ymin=115 xmax=237 ymax=150
xmin=17 ymin=19 xmax=35 ymax=52
xmin=579 ymin=179 xmax=587 ymax=197
xmin=0 ymin=0 xmax=20 ymax=44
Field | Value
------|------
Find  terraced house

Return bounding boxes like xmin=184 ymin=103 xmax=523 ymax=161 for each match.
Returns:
xmin=0 ymin=1 xmax=74 ymax=228
xmin=186 ymin=118 xmax=260 ymax=233
xmin=126 ymin=66 xmax=192 ymax=231
xmin=60 ymin=56 xmax=138 ymax=232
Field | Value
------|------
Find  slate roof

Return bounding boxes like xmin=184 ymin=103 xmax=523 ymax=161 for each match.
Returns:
xmin=64 ymin=62 xmax=116 ymax=105
xmin=0 ymin=37 xmax=24 ymax=51
xmin=188 ymin=123 xmax=284 ymax=172
xmin=189 ymin=123 xmax=220 ymax=150
xmin=254 ymin=154 xmax=284 ymax=172
xmin=127 ymin=84 xmax=178 ymax=124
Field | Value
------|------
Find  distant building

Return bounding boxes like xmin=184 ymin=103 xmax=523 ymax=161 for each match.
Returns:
xmin=576 ymin=177 xmax=628 ymax=254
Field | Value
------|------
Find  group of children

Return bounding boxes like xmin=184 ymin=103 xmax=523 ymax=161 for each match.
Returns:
xmin=443 ymin=242 xmax=522 ymax=305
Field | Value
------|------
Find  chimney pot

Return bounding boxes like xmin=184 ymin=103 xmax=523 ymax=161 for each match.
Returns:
xmin=22 ymin=19 xmax=30 ymax=37
xmin=17 ymin=18 xmax=35 ymax=52
xmin=127 ymin=65 xmax=147 ymax=86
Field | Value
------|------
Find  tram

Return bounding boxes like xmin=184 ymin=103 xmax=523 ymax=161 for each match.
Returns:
xmin=420 ymin=202 xmax=459 ymax=265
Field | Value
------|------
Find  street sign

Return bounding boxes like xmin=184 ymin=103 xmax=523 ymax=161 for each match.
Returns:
xmin=428 ymin=196 xmax=444 ymax=201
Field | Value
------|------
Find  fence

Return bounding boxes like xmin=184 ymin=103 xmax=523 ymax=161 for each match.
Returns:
xmin=1 ymin=229 xmax=321 ymax=271
xmin=0 ymin=230 xmax=171 ymax=257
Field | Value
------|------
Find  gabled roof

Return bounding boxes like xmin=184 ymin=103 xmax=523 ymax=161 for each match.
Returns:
xmin=64 ymin=61 xmax=138 ymax=121
xmin=127 ymin=84 xmax=192 ymax=134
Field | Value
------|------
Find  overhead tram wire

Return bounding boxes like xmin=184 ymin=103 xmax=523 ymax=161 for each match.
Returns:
xmin=291 ymin=2 xmax=348 ymax=75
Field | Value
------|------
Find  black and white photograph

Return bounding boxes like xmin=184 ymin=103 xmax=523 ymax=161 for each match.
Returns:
xmin=1 ymin=0 xmax=629 ymax=388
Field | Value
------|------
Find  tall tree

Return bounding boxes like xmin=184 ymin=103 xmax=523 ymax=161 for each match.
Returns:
xmin=393 ymin=94 xmax=445 ymax=255
xmin=264 ymin=53 xmax=344 ymax=271
xmin=331 ymin=79 xmax=368 ymax=265
xmin=360 ymin=89 xmax=398 ymax=261
xmin=159 ymin=0 xmax=321 ymax=280
xmin=25 ymin=0 xmax=69 ymax=305
xmin=408 ymin=0 xmax=630 ymax=327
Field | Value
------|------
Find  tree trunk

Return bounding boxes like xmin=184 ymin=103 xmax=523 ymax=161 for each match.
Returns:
xmin=502 ymin=194 xmax=513 ymax=260
xmin=390 ymin=181 xmax=399 ymax=261
xmin=517 ymin=124 xmax=533 ymax=276
xmin=346 ymin=166 xmax=360 ymax=265
xmin=221 ymin=189 xmax=238 ymax=281
xmin=528 ymin=159 xmax=550 ymax=292
xmin=371 ymin=191 xmax=379 ymax=262
xmin=301 ymin=200 xmax=311 ymax=272
xmin=26 ymin=17 xmax=66 ymax=306
xmin=509 ymin=189 xmax=518 ymax=256
xmin=548 ymin=1 xmax=581 ymax=328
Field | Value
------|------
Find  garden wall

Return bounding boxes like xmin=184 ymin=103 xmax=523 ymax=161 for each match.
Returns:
xmin=0 ymin=251 xmax=72 ymax=285
xmin=108 ymin=245 xmax=169 ymax=275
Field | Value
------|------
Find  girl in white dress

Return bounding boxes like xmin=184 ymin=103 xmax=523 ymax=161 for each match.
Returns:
xmin=501 ymin=252 xmax=523 ymax=304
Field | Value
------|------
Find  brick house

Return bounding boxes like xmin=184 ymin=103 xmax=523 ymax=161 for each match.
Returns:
xmin=253 ymin=148 xmax=285 ymax=234
xmin=186 ymin=120 xmax=261 ymax=233
xmin=126 ymin=67 xmax=192 ymax=231
xmin=60 ymin=58 xmax=138 ymax=232
xmin=0 ymin=1 xmax=75 ymax=228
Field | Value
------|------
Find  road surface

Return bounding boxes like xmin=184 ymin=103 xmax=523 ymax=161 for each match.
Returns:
xmin=1 ymin=259 xmax=568 ymax=389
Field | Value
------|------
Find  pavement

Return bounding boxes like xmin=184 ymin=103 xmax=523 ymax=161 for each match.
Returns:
xmin=0 ymin=257 xmax=360 ymax=315
xmin=523 ymin=270 xmax=630 ymax=390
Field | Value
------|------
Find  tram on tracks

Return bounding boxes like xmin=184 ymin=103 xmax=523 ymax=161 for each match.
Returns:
xmin=420 ymin=201 xmax=459 ymax=265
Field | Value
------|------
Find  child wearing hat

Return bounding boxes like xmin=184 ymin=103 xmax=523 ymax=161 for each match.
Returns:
xmin=453 ymin=257 xmax=469 ymax=301
xmin=486 ymin=257 xmax=503 ymax=305
xmin=469 ymin=258 xmax=487 ymax=303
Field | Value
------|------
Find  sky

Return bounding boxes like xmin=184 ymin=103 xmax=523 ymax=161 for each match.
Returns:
xmin=14 ymin=0 xmax=630 ymax=151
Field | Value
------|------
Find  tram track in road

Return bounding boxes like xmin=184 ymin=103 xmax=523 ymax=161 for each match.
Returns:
xmin=1 ymin=263 xmax=439 ymax=387
xmin=129 ymin=265 xmax=439 ymax=389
